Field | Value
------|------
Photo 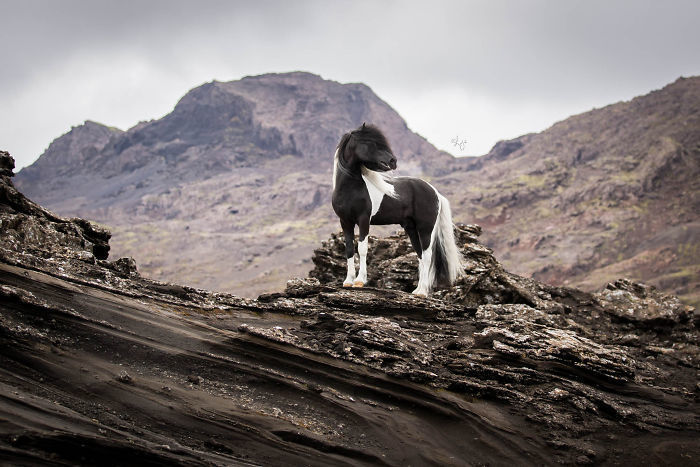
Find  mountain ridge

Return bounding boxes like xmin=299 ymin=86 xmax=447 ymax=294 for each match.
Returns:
xmin=444 ymin=76 xmax=699 ymax=307
xmin=16 ymin=72 xmax=453 ymax=296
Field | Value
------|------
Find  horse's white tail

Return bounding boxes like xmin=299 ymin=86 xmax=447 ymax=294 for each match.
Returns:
xmin=429 ymin=193 xmax=465 ymax=290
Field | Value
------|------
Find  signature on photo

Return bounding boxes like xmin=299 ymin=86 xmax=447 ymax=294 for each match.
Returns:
xmin=451 ymin=136 xmax=467 ymax=151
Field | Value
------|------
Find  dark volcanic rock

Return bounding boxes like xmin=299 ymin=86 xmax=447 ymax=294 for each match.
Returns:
xmin=0 ymin=151 xmax=14 ymax=176
xmin=0 ymin=150 xmax=111 ymax=261
xmin=1 ymin=150 xmax=699 ymax=465
xmin=596 ymin=278 xmax=695 ymax=327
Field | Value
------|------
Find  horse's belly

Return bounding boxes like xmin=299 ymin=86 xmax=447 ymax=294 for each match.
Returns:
xmin=370 ymin=198 xmax=404 ymax=225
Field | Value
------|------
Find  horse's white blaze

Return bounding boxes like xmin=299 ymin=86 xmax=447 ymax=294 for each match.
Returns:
xmin=356 ymin=237 xmax=368 ymax=284
xmin=343 ymin=255 xmax=355 ymax=286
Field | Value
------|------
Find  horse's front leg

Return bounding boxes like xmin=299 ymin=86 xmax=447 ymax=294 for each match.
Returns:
xmin=341 ymin=221 xmax=356 ymax=287
xmin=354 ymin=215 xmax=370 ymax=287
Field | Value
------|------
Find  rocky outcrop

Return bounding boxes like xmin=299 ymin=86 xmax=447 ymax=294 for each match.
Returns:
xmin=310 ymin=223 xmax=556 ymax=309
xmin=0 ymin=150 xmax=111 ymax=262
xmin=2 ymin=149 xmax=699 ymax=464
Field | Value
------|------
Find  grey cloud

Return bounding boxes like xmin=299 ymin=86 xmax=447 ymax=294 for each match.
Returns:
xmin=1 ymin=0 xmax=699 ymax=168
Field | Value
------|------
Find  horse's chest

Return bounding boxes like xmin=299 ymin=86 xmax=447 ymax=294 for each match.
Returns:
xmin=362 ymin=176 xmax=385 ymax=218
xmin=332 ymin=178 xmax=385 ymax=222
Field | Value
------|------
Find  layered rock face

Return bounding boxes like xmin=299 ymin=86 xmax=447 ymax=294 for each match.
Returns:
xmin=2 ymin=151 xmax=698 ymax=465
xmin=0 ymin=150 xmax=111 ymax=263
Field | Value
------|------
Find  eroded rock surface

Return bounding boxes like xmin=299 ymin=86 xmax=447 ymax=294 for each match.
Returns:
xmin=1 ymin=150 xmax=111 ymax=262
xmin=1 ymin=150 xmax=699 ymax=465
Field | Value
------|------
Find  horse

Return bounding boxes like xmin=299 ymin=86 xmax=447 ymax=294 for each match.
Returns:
xmin=331 ymin=123 xmax=464 ymax=296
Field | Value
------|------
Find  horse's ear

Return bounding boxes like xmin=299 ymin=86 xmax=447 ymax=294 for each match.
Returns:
xmin=362 ymin=122 xmax=366 ymax=130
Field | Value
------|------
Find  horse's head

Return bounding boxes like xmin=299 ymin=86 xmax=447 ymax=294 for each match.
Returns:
xmin=339 ymin=123 xmax=397 ymax=172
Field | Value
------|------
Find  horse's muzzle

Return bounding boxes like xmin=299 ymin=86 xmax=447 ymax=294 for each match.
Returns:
xmin=379 ymin=157 xmax=397 ymax=171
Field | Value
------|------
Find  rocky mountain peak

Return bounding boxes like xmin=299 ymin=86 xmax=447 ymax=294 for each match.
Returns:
xmin=18 ymin=72 xmax=451 ymax=187
xmin=16 ymin=120 xmax=122 ymax=187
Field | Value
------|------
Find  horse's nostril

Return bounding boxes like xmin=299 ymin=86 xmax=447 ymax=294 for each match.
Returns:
xmin=390 ymin=159 xmax=397 ymax=169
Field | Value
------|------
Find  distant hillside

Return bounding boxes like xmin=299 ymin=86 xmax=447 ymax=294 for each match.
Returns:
xmin=15 ymin=73 xmax=700 ymax=305
xmin=440 ymin=76 xmax=700 ymax=307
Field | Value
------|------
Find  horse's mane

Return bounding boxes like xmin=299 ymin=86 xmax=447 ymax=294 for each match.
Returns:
xmin=354 ymin=125 xmax=398 ymax=198
xmin=332 ymin=133 xmax=352 ymax=190
xmin=361 ymin=165 xmax=398 ymax=198
xmin=337 ymin=132 xmax=353 ymax=155
xmin=354 ymin=124 xmax=391 ymax=152
xmin=333 ymin=125 xmax=398 ymax=198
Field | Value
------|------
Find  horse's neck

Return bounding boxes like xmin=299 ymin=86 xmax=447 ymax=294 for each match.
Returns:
xmin=335 ymin=170 xmax=364 ymax=192
xmin=335 ymin=156 xmax=362 ymax=187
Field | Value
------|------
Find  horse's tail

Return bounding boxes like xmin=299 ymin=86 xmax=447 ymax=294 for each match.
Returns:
xmin=430 ymin=193 xmax=465 ymax=289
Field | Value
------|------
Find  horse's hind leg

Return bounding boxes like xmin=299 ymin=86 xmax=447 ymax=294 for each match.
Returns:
xmin=354 ymin=215 xmax=370 ymax=287
xmin=341 ymin=221 xmax=356 ymax=287
xmin=403 ymin=220 xmax=423 ymax=259
xmin=410 ymin=219 xmax=436 ymax=297
xmin=413 ymin=248 xmax=433 ymax=297
xmin=403 ymin=221 xmax=427 ymax=296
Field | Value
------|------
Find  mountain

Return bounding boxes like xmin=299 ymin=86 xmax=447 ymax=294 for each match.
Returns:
xmin=441 ymin=76 xmax=700 ymax=308
xmin=15 ymin=73 xmax=700 ymax=306
xmin=16 ymin=72 xmax=452 ymax=296
xmin=2 ymin=150 xmax=698 ymax=464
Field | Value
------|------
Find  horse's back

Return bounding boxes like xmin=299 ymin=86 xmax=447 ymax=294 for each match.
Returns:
xmin=370 ymin=176 xmax=439 ymax=226
xmin=394 ymin=176 xmax=438 ymax=200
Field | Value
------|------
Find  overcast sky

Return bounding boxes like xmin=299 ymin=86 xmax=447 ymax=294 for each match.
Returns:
xmin=1 ymin=0 xmax=699 ymax=170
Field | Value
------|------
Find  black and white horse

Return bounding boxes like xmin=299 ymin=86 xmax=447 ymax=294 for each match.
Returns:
xmin=332 ymin=123 xmax=464 ymax=296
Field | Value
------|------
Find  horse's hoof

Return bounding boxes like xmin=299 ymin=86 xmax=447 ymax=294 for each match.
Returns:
xmin=353 ymin=281 xmax=365 ymax=287
xmin=411 ymin=291 xmax=427 ymax=298
xmin=342 ymin=282 xmax=353 ymax=288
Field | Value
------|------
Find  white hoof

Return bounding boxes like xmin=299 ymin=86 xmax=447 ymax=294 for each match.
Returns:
xmin=342 ymin=281 xmax=354 ymax=288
